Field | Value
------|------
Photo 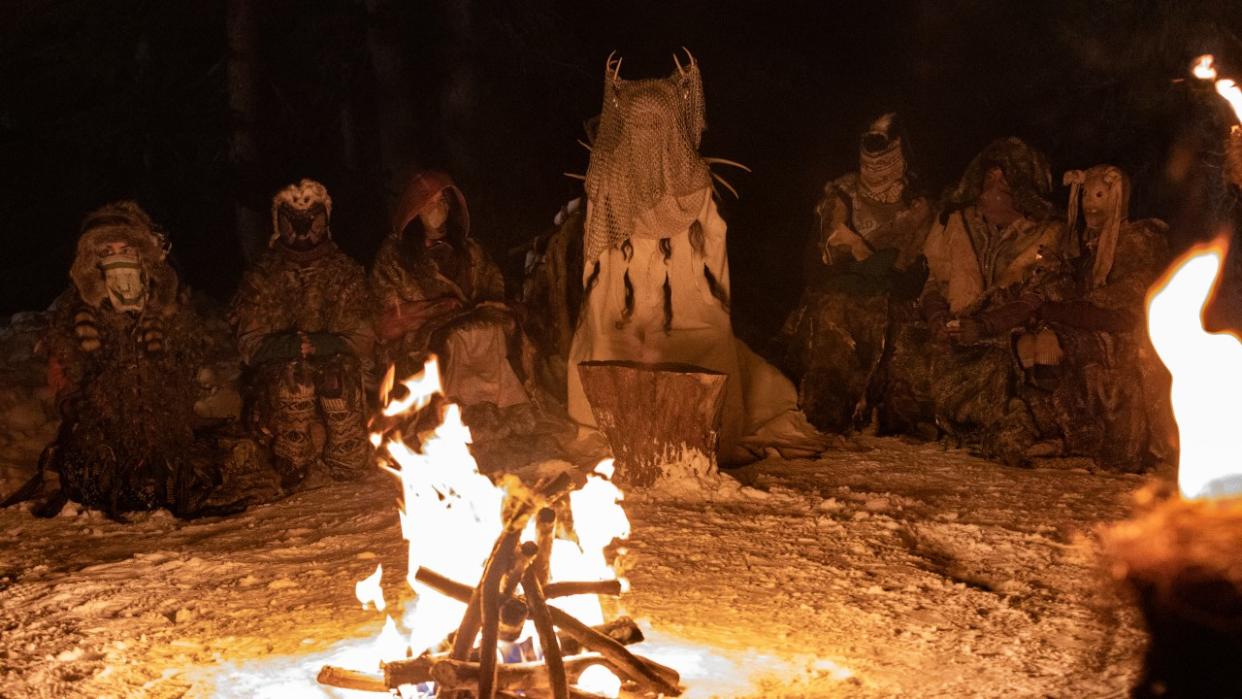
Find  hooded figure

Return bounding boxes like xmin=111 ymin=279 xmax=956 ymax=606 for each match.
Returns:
xmin=371 ymin=170 xmax=534 ymax=420
xmin=1011 ymin=165 xmax=1171 ymax=468
xmin=230 ymin=179 xmax=373 ymax=488
xmin=777 ymin=113 xmax=934 ymax=433
xmin=40 ymin=202 xmax=231 ymax=518
xmin=568 ymin=52 xmax=826 ymax=462
xmin=884 ymin=138 xmax=1067 ymax=463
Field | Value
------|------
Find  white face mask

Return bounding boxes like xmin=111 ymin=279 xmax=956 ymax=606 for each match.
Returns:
xmin=100 ymin=253 xmax=147 ymax=312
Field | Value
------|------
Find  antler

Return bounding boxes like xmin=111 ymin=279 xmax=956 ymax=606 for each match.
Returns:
xmin=702 ymin=157 xmax=751 ymax=172
xmin=673 ymin=46 xmax=696 ymax=76
xmin=605 ymin=51 xmax=623 ymax=83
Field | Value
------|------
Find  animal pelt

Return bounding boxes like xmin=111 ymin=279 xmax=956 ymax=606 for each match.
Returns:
xmin=69 ymin=201 xmax=178 ymax=317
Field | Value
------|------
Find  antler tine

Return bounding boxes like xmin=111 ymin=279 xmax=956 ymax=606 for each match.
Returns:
xmin=711 ymin=171 xmax=740 ymax=199
xmin=672 ymin=51 xmax=685 ymax=76
xmin=703 ymin=156 xmax=752 ymax=172
xmin=681 ymin=46 xmax=696 ymax=70
xmin=605 ymin=51 xmax=623 ymax=82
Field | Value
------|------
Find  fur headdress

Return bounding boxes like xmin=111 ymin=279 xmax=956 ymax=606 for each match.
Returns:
xmin=269 ymin=179 xmax=332 ymax=247
xmin=70 ymin=201 xmax=178 ymax=313
xmin=1064 ymin=164 xmax=1130 ymax=288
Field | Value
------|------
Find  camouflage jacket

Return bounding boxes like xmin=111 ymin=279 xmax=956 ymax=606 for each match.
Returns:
xmin=230 ymin=243 xmax=374 ymax=369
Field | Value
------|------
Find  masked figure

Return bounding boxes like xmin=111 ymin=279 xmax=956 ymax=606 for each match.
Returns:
xmin=1009 ymin=165 xmax=1171 ymax=468
xmin=41 ymin=202 xmax=228 ymax=518
xmin=777 ymin=113 xmax=934 ymax=432
xmin=231 ymin=179 xmax=373 ymax=487
xmin=568 ymin=53 xmax=825 ymax=462
xmin=372 ymin=170 xmax=540 ymax=426
xmin=885 ymin=138 xmax=1067 ymax=463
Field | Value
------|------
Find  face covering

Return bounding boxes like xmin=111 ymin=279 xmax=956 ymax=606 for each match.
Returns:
xmin=99 ymin=252 xmax=147 ymax=312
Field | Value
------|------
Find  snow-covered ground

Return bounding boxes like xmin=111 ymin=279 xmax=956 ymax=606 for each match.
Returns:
xmin=0 ymin=437 xmax=1151 ymax=698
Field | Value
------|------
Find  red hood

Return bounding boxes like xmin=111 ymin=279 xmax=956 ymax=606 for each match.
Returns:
xmin=392 ymin=170 xmax=470 ymax=239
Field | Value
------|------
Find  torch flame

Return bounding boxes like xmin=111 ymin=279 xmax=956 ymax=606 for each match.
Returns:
xmin=1146 ymin=238 xmax=1242 ymax=498
xmin=1191 ymin=54 xmax=1242 ymax=123
xmin=1193 ymin=54 xmax=1218 ymax=81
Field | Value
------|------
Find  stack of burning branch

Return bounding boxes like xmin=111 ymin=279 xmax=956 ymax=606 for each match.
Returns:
xmin=318 ymin=472 xmax=682 ymax=698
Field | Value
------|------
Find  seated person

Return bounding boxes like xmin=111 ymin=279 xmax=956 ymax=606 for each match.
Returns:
xmin=39 ymin=202 xmax=238 ymax=518
xmin=778 ymin=113 xmax=934 ymax=433
xmin=231 ymin=179 xmax=373 ymax=488
xmin=1009 ymin=165 xmax=1170 ymax=469
xmin=885 ymin=138 xmax=1067 ymax=463
xmin=372 ymin=171 xmax=541 ymax=434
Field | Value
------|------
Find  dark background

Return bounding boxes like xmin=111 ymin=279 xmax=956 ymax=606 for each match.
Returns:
xmin=3 ymin=0 xmax=1241 ymax=343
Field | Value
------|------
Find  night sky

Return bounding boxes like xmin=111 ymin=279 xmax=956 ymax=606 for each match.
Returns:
xmin=3 ymin=0 xmax=1241 ymax=341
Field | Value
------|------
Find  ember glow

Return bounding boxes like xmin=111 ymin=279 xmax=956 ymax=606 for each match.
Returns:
xmin=1146 ymin=239 xmax=1242 ymax=499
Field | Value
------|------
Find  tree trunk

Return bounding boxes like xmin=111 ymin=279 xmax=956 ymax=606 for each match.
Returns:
xmin=364 ymin=0 xmax=418 ymax=216
xmin=576 ymin=361 xmax=727 ymax=487
xmin=226 ymin=0 xmax=266 ymax=263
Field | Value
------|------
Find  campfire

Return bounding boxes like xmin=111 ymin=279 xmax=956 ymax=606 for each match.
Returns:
xmin=316 ymin=357 xmax=682 ymax=698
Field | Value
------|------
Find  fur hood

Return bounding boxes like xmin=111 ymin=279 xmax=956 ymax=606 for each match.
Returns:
xmin=69 ymin=201 xmax=179 ymax=315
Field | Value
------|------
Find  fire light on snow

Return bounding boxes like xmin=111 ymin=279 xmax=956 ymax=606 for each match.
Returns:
xmin=1146 ymin=238 xmax=1242 ymax=499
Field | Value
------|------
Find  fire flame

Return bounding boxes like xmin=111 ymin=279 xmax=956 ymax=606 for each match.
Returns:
xmin=1191 ymin=54 xmax=1242 ymax=122
xmin=361 ymin=357 xmax=630 ymax=695
xmin=1146 ymin=238 xmax=1242 ymax=499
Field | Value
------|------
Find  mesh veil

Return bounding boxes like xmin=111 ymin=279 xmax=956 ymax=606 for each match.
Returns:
xmin=583 ymin=55 xmax=712 ymax=265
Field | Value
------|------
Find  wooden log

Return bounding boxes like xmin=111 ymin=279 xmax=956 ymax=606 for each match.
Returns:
xmin=576 ymin=360 xmax=727 ymax=487
xmin=498 ymin=597 xmax=529 ymax=643
xmin=501 ymin=541 xmax=539 ymax=599
xmin=543 ymin=579 xmax=622 ymax=599
xmin=449 ymin=530 xmax=518 ymax=699
xmin=534 ymin=507 xmax=556 ymax=587
xmin=523 ymin=568 xmax=570 ymax=699
xmin=413 ymin=567 xmax=644 ymax=653
xmin=557 ymin=616 xmax=643 ymax=655
xmin=381 ymin=655 xmax=437 ymax=688
xmin=317 ymin=665 xmax=387 ymax=693
xmin=546 ymin=602 xmax=681 ymax=696
xmin=429 ymin=654 xmax=620 ymax=693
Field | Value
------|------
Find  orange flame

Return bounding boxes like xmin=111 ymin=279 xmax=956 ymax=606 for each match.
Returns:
xmin=1146 ymin=238 xmax=1242 ymax=499
xmin=1191 ymin=54 xmax=1242 ymax=123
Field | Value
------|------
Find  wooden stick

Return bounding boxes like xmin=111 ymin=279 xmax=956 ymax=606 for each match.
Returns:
xmin=316 ymin=665 xmax=387 ymax=693
xmin=381 ymin=654 xmax=440 ymax=688
xmin=534 ymin=507 xmax=556 ymax=587
xmin=413 ymin=568 xmax=644 ymax=653
xmin=448 ymin=530 xmax=518 ymax=699
xmin=499 ymin=596 xmax=529 ymax=643
xmin=428 ymin=654 xmax=616 ymax=692
xmin=543 ymin=579 xmax=622 ymax=599
xmin=501 ymin=541 xmax=539 ymax=599
xmin=523 ymin=568 xmax=570 ymax=699
xmin=557 ymin=616 xmax=643 ymax=655
xmin=547 ymin=603 xmax=681 ymax=696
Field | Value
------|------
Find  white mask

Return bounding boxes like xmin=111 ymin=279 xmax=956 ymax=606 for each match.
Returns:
xmin=100 ymin=253 xmax=147 ymax=312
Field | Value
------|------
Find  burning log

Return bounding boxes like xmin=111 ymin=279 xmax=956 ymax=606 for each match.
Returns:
xmin=577 ymin=360 xmax=727 ymax=487
xmin=498 ymin=597 xmax=529 ymax=643
xmin=523 ymin=567 xmax=570 ymax=699
xmin=557 ymin=616 xmax=644 ymax=655
xmin=543 ymin=579 xmax=623 ymax=598
xmin=316 ymin=665 xmax=388 ymax=692
xmin=534 ymin=506 xmax=556 ymax=587
xmin=430 ymin=654 xmax=629 ymax=692
xmin=410 ymin=564 xmax=679 ymax=696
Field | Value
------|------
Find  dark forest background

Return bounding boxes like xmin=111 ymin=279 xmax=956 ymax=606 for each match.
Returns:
xmin=3 ymin=0 xmax=1242 ymax=343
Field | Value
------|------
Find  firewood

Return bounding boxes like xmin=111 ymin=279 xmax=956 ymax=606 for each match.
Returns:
xmin=449 ymin=531 xmax=518 ymax=699
xmin=316 ymin=665 xmax=387 ymax=692
xmin=413 ymin=567 xmax=644 ymax=652
xmin=522 ymin=568 xmax=570 ymax=699
xmin=543 ymin=579 xmax=622 ymax=599
xmin=501 ymin=541 xmax=539 ymax=599
xmin=498 ymin=597 xmax=529 ymax=643
xmin=381 ymin=654 xmax=438 ymax=688
xmin=577 ymin=360 xmax=727 ymax=486
xmin=429 ymin=654 xmax=621 ymax=693
xmin=534 ymin=506 xmax=556 ymax=587
xmin=546 ymin=603 xmax=681 ymax=696
xmin=557 ymin=616 xmax=643 ymax=655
